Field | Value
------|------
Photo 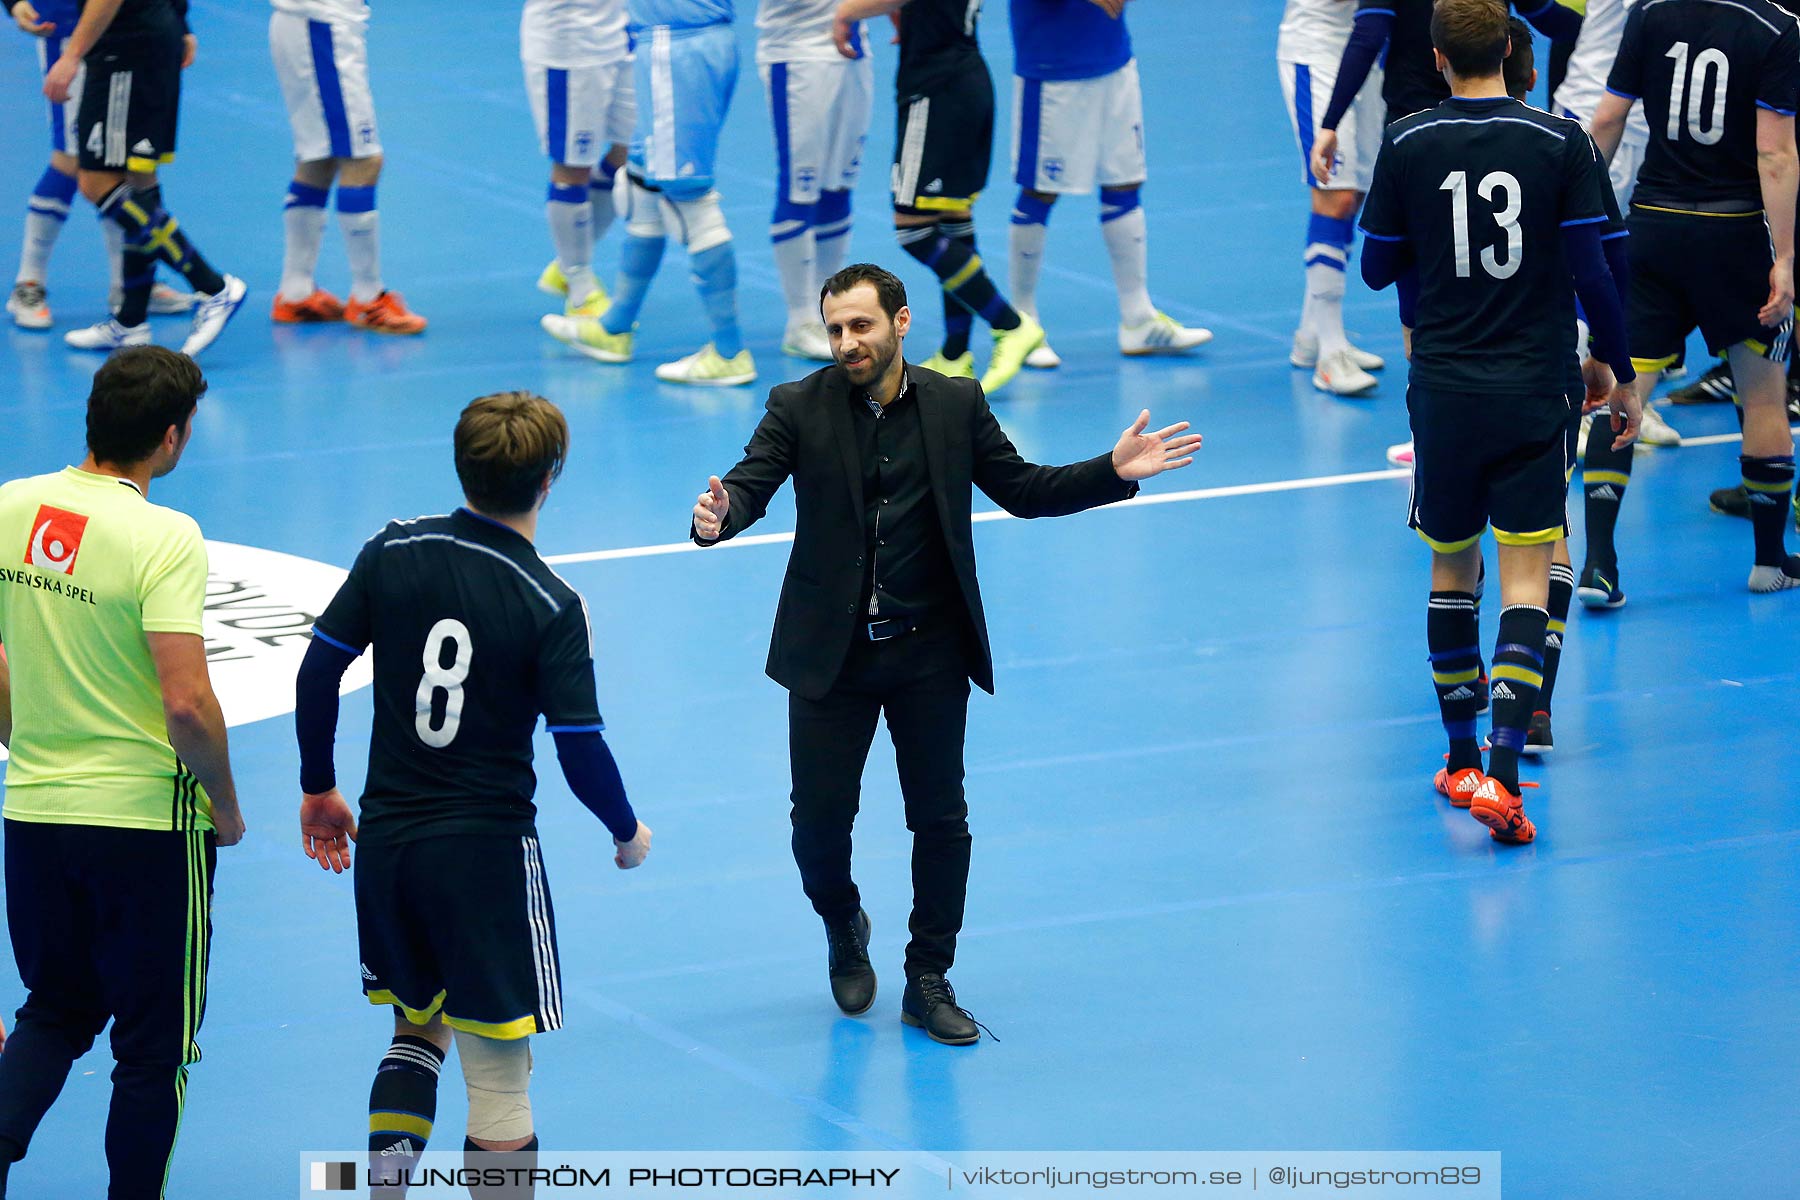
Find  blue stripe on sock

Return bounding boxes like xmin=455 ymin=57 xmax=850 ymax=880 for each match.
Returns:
xmin=1100 ymin=187 xmax=1140 ymax=223
xmin=336 ymin=185 xmax=376 ymax=214
xmin=285 ymin=180 xmax=329 ymax=210
xmin=548 ymin=182 xmax=587 ymax=205
xmin=1011 ymin=189 xmax=1052 ymax=226
xmin=1304 ymin=254 xmax=1347 ymax=271
xmin=34 ymin=167 xmax=75 ymax=207
xmin=1307 ymin=212 xmax=1355 ymax=248
xmin=816 ymin=188 xmax=851 ymax=230
xmin=308 ymin=20 xmax=352 ymax=159
xmin=1016 ymin=78 xmax=1043 ymax=188
xmin=547 ymin=68 xmax=569 ymax=164
xmin=1445 ymin=720 xmax=1477 ymax=741
xmin=1295 ymin=63 xmax=1315 ymax=188
xmin=1490 ymin=728 xmax=1525 ymax=752
xmin=1428 ymin=646 xmax=1480 ymax=663
xmin=1495 ymin=643 xmax=1544 ymax=666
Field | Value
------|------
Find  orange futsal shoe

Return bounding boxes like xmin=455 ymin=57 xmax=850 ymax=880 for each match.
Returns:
xmin=1468 ymin=777 xmax=1538 ymax=845
xmin=270 ymin=289 xmax=345 ymax=324
xmin=1433 ymin=765 xmax=1487 ymax=809
xmin=345 ymin=290 xmax=427 ymax=335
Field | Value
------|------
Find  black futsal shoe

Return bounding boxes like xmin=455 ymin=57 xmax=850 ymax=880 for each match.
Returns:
xmin=826 ymin=909 xmax=876 ymax=1016
xmin=901 ymin=974 xmax=990 ymax=1046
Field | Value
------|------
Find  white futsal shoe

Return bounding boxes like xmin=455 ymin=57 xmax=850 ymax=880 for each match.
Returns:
xmin=65 ymin=317 xmax=151 ymax=351
xmin=1291 ymin=329 xmax=1385 ymax=372
xmin=781 ymin=321 xmax=833 ymax=362
xmin=1313 ymin=346 xmax=1379 ymax=396
xmin=1119 ymin=310 xmax=1211 ymax=355
xmin=180 ymin=275 xmax=248 ymax=358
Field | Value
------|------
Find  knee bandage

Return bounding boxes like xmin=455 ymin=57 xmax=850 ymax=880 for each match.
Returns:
xmin=454 ymin=1030 xmax=533 ymax=1143
xmin=623 ymin=177 xmax=666 ymax=240
xmin=666 ymin=190 xmax=733 ymax=254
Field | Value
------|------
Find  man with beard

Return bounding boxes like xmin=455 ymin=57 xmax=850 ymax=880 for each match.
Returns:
xmin=688 ymin=261 xmax=1199 ymax=1044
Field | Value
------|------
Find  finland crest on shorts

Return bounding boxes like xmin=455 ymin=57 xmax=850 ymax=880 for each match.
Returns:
xmin=525 ymin=59 xmax=636 ymax=168
xmin=761 ymin=55 xmax=874 ymax=204
xmin=1011 ymin=59 xmax=1148 ymax=195
xmin=270 ymin=11 xmax=381 ymax=161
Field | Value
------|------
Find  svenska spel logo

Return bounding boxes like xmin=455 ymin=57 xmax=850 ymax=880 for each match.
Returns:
xmin=309 ymin=1160 xmax=357 ymax=1191
xmin=25 ymin=505 xmax=89 ymax=575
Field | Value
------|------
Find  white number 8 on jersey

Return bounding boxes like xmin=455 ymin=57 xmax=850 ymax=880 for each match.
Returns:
xmin=416 ymin=618 xmax=473 ymax=749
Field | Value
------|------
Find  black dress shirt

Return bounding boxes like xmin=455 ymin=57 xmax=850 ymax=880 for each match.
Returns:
xmin=851 ymin=373 xmax=957 ymax=619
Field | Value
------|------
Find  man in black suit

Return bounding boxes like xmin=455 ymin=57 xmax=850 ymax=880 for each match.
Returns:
xmin=690 ymin=263 xmax=1199 ymax=1045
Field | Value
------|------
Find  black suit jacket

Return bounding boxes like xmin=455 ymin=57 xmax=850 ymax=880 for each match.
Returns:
xmin=693 ymin=363 xmax=1139 ymax=701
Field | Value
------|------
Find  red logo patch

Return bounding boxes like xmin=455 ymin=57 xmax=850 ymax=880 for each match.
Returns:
xmin=25 ymin=505 xmax=89 ymax=575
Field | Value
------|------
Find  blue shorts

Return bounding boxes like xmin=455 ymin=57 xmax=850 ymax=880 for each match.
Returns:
xmin=629 ymin=22 xmax=737 ymax=199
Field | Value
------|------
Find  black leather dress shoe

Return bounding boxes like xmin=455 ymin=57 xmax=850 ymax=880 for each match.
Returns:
xmin=901 ymin=973 xmax=985 ymax=1045
xmin=826 ymin=909 xmax=876 ymax=1015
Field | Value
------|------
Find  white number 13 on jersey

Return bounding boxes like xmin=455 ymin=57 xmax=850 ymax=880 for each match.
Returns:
xmin=1440 ymin=170 xmax=1524 ymax=280
xmin=416 ymin=618 xmax=473 ymax=748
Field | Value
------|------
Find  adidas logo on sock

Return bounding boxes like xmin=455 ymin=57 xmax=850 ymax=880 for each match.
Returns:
xmin=1588 ymin=485 xmax=1619 ymax=501
xmin=1442 ymin=686 xmax=1476 ymax=701
xmin=1749 ymin=492 xmax=1780 ymax=506
xmin=1545 ymin=632 xmax=1563 ymax=649
xmin=1490 ymin=682 xmax=1517 ymax=701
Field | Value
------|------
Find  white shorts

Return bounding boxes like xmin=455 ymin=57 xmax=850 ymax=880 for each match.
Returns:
xmin=1279 ymin=56 xmax=1383 ymax=193
xmin=1010 ymin=59 xmax=1146 ymax=194
xmin=40 ymin=33 xmax=84 ymax=156
xmin=761 ymin=56 xmax=873 ymax=204
xmin=270 ymin=10 xmax=381 ymax=162
xmin=1561 ymin=107 xmax=1644 ymax=207
xmin=525 ymin=58 xmax=635 ymax=168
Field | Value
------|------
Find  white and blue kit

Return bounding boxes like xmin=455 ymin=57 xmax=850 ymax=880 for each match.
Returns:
xmin=269 ymin=0 xmax=381 ymax=161
xmin=1552 ymin=0 xmax=1650 ymax=205
xmin=1276 ymin=0 xmax=1385 ymax=193
xmin=1009 ymin=0 xmax=1144 ymax=194
xmin=35 ymin=0 xmax=84 ymax=157
xmin=628 ymin=0 xmax=738 ymax=200
xmin=758 ymin=0 xmax=872 ymax=209
xmin=523 ymin=0 xmax=635 ymax=168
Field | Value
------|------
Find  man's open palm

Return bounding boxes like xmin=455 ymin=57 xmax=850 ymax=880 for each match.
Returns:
xmin=1112 ymin=410 xmax=1201 ymax=481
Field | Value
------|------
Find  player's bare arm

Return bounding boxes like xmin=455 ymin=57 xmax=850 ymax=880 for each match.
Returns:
xmin=44 ymin=0 xmax=125 ymax=102
xmin=1755 ymin=108 xmax=1798 ymax=326
xmin=834 ymin=0 xmax=905 ymax=57
xmin=149 ymin=631 xmax=246 ymax=846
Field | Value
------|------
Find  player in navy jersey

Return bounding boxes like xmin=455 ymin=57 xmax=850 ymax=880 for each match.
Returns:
xmin=40 ymin=0 xmax=247 ymax=356
xmin=830 ymin=0 xmax=1045 ymax=393
xmin=6 ymin=0 xmax=197 ymax=330
xmin=293 ymin=393 xmax=652 ymax=1193
xmin=1003 ymin=0 xmax=1209 ymax=369
xmin=1359 ymin=0 xmax=1640 ymax=844
xmin=1585 ymin=0 xmax=1800 ymax=595
xmin=1313 ymin=0 xmax=1585 ymax=463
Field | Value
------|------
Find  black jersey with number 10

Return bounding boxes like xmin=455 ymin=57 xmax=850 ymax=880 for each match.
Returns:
xmin=1360 ymin=97 xmax=1611 ymax=400
xmin=1607 ymin=0 xmax=1800 ymax=210
xmin=313 ymin=509 xmax=605 ymax=847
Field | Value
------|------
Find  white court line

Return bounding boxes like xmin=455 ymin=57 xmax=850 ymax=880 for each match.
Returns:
xmin=541 ymin=468 xmax=1412 ymax=565
xmin=540 ymin=428 xmax=1798 ymax=566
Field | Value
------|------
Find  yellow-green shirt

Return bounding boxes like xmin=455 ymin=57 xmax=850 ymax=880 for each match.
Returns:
xmin=0 ymin=467 xmax=213 ymax=831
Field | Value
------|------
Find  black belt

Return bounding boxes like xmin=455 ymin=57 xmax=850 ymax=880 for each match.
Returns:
xmin=865 ymin=616 xmax=921 ymax=642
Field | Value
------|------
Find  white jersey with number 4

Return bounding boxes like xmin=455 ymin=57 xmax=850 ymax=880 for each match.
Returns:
xmin=270 ymin=0 xmax=368 ymax=27
xmin=522 ymin=0 xmax=630 ymax=69
xmin=1553 ymin=0 xmax=1649 ymax=145
xmin=1277 ymin=0 xmax=1354 ymax=64
xmin=756 ymin=0 xmax=866 ymax=66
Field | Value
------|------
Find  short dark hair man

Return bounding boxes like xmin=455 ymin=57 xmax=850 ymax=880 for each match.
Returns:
xmin=690 ymin=261 xmax=1199 ymax=1043
xmin=295 ymin=391 xmax=651 ymax=1190
xmin=1359 ymin=0 xmax=1639 ymax=844
xmin=0 ymin=344 xmax=245 ymax=1197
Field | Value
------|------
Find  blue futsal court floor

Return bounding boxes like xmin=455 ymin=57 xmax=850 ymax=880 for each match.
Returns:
xmin=3 ymin=2 xmax=1798 ymax=1197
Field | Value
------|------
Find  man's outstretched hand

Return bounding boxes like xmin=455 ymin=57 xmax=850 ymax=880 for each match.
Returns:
xmin=1112 ymin=410 xmax=1202 ymax=481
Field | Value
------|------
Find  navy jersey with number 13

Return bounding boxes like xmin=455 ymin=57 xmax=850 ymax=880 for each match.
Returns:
xmin=1359 ymin=96 xmax=1611 ymax=403
xmin=312 ymin=509 xmax=604 ymax=846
